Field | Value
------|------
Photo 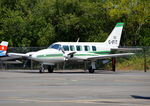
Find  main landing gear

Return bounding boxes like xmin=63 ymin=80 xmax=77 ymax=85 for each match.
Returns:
xmin=48 ymin=66 xmax=54 ymax=73
xmin=39 ymin=64 xmax=54 ymax=73
xmin=88 ymin=61 xmax=96 ymax=73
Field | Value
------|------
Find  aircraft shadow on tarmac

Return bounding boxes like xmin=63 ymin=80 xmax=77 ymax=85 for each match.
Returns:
xmin=0 ymin=70 xmax=117 ymax=74
xmin=131 ymin=95 xmax=150 ymax=100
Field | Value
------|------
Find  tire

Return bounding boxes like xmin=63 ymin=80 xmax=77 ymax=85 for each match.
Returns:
xmin=39 ymin=67 xmax=43 ymax=73
xmin=48 ymin=66 xmax=54 ymax=73
xmin=89 ymin=67 xmax=95 ymax=73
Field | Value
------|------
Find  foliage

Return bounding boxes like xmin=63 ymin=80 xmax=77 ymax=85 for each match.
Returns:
xmin=0 ymin=0 xmax=149 ymax=47
xmin=116 ymin=55 xmax=150 ymax=71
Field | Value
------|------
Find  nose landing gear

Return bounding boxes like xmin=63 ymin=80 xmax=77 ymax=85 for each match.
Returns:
xmin=39 ymin=64 xmax=54 ymax=73
xmin=39 ymin=64 xmax=44 ymax=73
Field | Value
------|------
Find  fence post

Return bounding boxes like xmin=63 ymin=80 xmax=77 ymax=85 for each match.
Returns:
xmin=0 ymin=61 xmax=3 ymax=70
xmin=112 ymin=57 xmax=116 ymax=72
xmin=143 ymin=47 xmax=147 ymax=72
xmin=84 ymin=61 xmax=87 ymax=71
xmin=31 ymin=60 xmax=33 ymax=70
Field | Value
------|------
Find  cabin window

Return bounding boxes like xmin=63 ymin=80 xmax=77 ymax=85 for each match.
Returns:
xmin=84 ymin=46 xmax=90 ymax=51
xmin=76 ymin=45 xmax=82 ymax=51
xmin=70 ymin=45 xmax=75 ymax=51
xmin=49 ymin=44 xmax=61 ymax=50
xmin=92 ymin=46 xmax=96 ymax=51
xmin=63 ymin=45 xmax=69 ymax=51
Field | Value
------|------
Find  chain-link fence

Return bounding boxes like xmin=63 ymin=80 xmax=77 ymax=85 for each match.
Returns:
xmin=115 ymin=47 xmax=150 ymax=71
xmin=0 ymin=47 xmax=150 ymax=71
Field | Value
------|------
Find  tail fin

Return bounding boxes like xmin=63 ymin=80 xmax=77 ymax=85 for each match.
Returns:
xmin=0 ymin=41 xmax=8 ymax=56
xmin=104 ymin=23 xmax=124 ymax=48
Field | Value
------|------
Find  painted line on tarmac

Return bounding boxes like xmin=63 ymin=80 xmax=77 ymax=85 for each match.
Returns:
xmin=0 ymin=98 xmax=149 ymax=105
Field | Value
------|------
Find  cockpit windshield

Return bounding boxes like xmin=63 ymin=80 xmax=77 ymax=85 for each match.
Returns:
xmin=48 ymin=44 xmax=61 ymax=50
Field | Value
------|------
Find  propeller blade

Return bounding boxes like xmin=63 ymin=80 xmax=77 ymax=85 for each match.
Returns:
xmin=23 ymin=59 xmax=29 ymax=68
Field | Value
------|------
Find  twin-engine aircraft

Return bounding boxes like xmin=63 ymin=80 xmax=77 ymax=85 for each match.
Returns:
xmin=8 ymin=23 xmax=134 ymax=73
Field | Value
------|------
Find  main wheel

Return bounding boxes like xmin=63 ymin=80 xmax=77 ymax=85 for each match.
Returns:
xmin=48 ymin=66 xmax=54 ymax=73
xmin=89 ymin=66 xmax=95 ymax=73
xmin=39 ymin=67 xmax=44 ymax=73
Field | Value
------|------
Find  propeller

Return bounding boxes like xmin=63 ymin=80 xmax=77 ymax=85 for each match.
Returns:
xmin=59 ymin=47 xmax=76 ymax=70
xmin=23 ymin=59 xmax=29 ymax=68
xmin=102 ymin=59 xmax=111 ymax=64
xmin=60 ymin=47 xmax=76 ymax=60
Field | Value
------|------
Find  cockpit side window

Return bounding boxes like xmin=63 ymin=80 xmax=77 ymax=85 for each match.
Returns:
xmin=49 ymin=44 xmax=61 ymax=50
xmin=63 ymin=45 xmax=69 ymax=51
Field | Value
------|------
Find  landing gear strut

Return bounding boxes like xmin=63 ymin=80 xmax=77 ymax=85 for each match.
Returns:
xmin=39 ymin=64 xmax=44 ymax=73
xmin=88 ymin=61 xmax=96 ymax=73
xmin=48 ymin=66 xmax=54 ymax=73
xmin=39 ymin=64 xmax=54 ymax=73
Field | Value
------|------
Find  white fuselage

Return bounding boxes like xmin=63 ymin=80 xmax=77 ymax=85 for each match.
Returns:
xmin=30 ymin=42 xmax=116 ymax=64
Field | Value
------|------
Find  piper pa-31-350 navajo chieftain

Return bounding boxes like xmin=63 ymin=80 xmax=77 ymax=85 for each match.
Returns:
xmin=8 ymin=23 xmax=134 ymax=73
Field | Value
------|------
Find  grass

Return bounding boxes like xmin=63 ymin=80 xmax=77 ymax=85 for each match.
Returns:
xmin=116 ymin=55 xmax=150 ymax=71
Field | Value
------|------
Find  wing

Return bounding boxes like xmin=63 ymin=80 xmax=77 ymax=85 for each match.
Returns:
xmin=8 ymin=53 xmax=28 ymax=57
xmin=112 ymin=48 xmax=142 ymax=51
xmin=73 ymin=53 xmax=134 ymax=60
xmin=8 ymin=52 xmax=35 ymax=58
xmin=2 ymin=52 xmax=36 ymax=61
xmin=87 ymin=53 xmax=134 ymax=60
xmin=0 ymin=55 xmax=21 ymax=61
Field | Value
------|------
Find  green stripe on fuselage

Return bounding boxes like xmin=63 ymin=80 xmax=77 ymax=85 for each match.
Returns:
xmin=74 ymin=54 xmax=98 ymax=56
xmin=37 ymin=54 xmax=63 ymax=58
xmin=90 ymin=51 xmax=111 ymax=54
xmin=36 ymin=51 xmax=111 ymax=58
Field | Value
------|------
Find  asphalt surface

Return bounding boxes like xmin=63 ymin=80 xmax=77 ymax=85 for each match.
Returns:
xmin=0 ymin=70 xmax=150 ymax=106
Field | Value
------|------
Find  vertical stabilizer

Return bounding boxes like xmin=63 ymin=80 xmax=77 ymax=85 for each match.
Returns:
xmin=0 ymin=41 xmax=8 ymax=56
xmin=104 ymin=23 xmax=124 ymax=48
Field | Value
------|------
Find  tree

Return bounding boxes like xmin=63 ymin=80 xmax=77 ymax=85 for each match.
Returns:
xmin=0 ymin=0 xmax=149 ymax=47
xmin=103 ymin=0 xmax=150 ymax=46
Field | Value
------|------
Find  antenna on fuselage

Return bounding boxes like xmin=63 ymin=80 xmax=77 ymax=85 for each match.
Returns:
xmin=77 ymin=38 xmax=80 ymax=42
